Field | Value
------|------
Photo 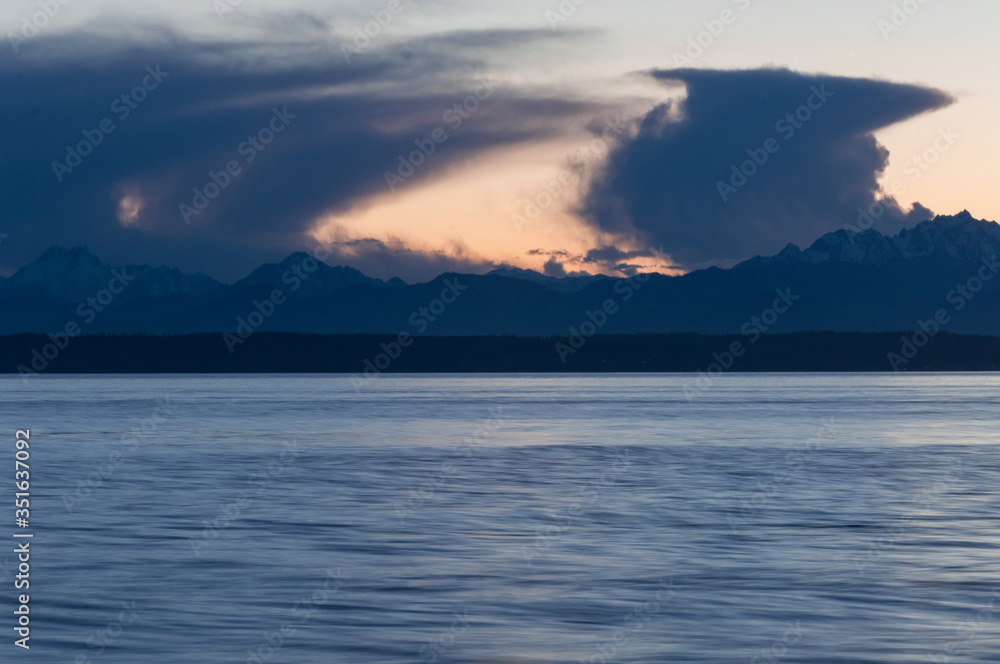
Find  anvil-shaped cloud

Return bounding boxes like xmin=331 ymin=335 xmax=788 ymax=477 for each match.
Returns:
xmin=577 ymin=68 xmax=954 ymax=267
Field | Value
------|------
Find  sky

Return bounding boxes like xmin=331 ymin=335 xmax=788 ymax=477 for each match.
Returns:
xmin=2 ymin=0 xmax=998 ymax=282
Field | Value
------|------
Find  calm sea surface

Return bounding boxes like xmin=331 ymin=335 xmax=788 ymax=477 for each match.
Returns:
xmin=2 ymin=374 xmax=999 ymax=663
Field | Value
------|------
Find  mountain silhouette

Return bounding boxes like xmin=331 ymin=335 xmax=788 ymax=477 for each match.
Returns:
xmin=1 ymin=212 xmax=998 ymax=336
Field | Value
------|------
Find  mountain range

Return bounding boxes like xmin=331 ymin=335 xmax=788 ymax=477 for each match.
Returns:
xmin=2 ymin=211 xmax=999 ymax=336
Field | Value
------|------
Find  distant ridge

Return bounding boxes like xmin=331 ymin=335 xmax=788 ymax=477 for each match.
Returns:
xmin=233 ymin=252 xmax=405 ymax=299
xmin=5 ymin=246 xmax=221 ymax=302
xmin=735 ymin=212 xmax=1000 ymax=270
xmin=486 ymin=266 xmax=610 ymax=293
xmin=1 ymin=212 xmax=998 ymax=336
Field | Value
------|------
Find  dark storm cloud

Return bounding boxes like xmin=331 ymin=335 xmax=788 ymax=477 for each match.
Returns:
xmin=0 ymin=23 xmax=602 ymax=280
xmin=578 ymin=68 xmax=954 ymax=267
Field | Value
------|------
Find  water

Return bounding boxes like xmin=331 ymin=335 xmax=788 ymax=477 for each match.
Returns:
xmin=2 ymin=373 xmax=999 ymax=663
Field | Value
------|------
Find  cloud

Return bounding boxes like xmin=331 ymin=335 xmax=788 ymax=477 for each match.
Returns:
xmin=0 ymin=22 xmax=604 ymax=280
xmin=527 ymin=245 xmax=676 ymax=277
xmin=578 ymin=245 xmax=678 ymax=275
xmin=527 ymin=249 xmax=572 ymax=257
xmin=314 ymin=237 xmax=500 ymax=283
xmin=577 ymin=68 xmax=954 ymax=267
xmin=542 ymin=256 xmax=567 ymax=277
xmin=582 ymin=245 xmax=667 ymax=265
